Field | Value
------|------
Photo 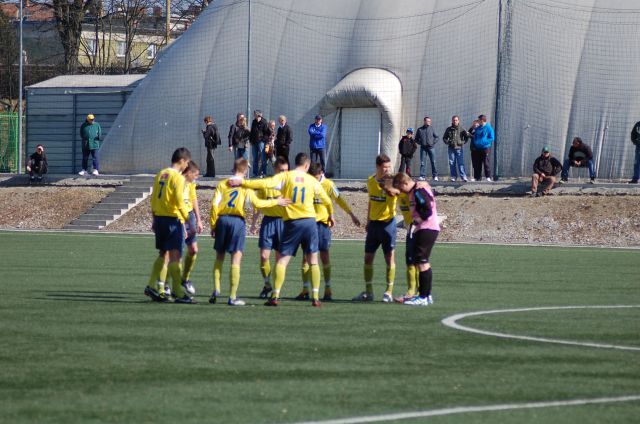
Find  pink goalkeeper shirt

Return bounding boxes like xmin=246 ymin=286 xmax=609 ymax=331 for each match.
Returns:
xmin=411 ymin=183 xmax=440 ymax=232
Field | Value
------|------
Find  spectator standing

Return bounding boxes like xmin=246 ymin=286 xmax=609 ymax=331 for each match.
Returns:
xmin=250 ymin=110 xmax=269 ymax=177
xmin=415 ymin=116 xmax=439 ymax=181
xmin=79 ymin=114 xmax=102 ymax=176
xmin=308 ymin=114 xmax=327 ymax=170
xmin=276 ymin=115 xmax=293 ymax=166
xmin=531 ymin=146 xmax=562 ymax=196
xmin=228 ymin=113 xmax=246 ymax=160
xmin=560 ymin=137 xmax=596 ymax=184
xmin=26 ymin=144 xmax=48 ymax=182
xmin=629 ymin=120 xmax=640 ymax=184
xmin=443 ymin=115 xmax=470 ymax=182
xmin=265 ymin=120 xmax=277 ymax=170
xmin=202 ymin=116 xmax=221 ymax=177
xmin=232 ymin=116 xmax=250 ymax=161
xmin=470 ymin=114 xmax=495 ymax=182
xmin=398 ymin=128 xmax=417 ymax=176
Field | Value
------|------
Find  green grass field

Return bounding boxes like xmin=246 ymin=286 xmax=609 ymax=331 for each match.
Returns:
xmin=1 ymin=231 xmax=639 ymax=424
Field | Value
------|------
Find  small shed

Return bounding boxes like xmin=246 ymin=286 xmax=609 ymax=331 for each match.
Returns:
xmin=26 ymin=75 xmax=145 ymax=174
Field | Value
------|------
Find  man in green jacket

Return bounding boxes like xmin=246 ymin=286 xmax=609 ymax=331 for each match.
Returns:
xmin=79 ymin=114 xmax=102 ymax=176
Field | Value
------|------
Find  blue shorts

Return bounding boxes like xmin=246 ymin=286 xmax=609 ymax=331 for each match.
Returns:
xmin=405 ymin=225 xmax=415 ymax=265
xmin=280 ymin=218 xmax=319 ymax=257
xmin=317 ymin=222 xmax=331 ymax=252
xmin=184 ymin=211 xmax=197 ymax=245
xmin=365 ymin=219 xmax=397 ymax=255
xmin=214 ymin=215 xmax=246 ymax=254
xmin=154 ymin=216 xmax=184 ymax=254
xmin=259 ymin=216 xmax=284 ymax=250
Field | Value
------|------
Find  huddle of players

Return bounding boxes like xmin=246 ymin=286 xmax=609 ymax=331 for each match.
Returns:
xmin=144 ymin=147 xmax=439 ymax=307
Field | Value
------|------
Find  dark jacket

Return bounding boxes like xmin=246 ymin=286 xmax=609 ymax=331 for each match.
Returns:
xmin=233 ymin=127 xmax=250 ymax=149
xmin=631 ymin=121 xmax=640 ymax=146
xmin=443 ymin=125 xmax=470 ymax=149
xmin=398 ymin=136 xmax=417 ymax=158
xmin=203 ymin=123 xmax=221 ymax=149
xmin=276 ymin=124 xmax=293 ymax=148
xmin=533 ymin=155 xmax=562 ymax=176
xmin=228 ymin=123 xmax=241 ymax=147
xmin=415 ymin=125 xmax=439 ymax=148
xmin=568 ymin=143 xmax=593 ymax=162
xmin=250 ymin=118 xmax=269 ymax=144
xmin=29 ymin=151 xmax=48 ymax=173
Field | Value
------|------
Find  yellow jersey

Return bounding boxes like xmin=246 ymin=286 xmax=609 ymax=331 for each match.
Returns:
xmin=254 ymin=186 xmax=285 ymax=218
xmin=367 ymin=175 xmax=397 ymax=222
xmin=183 ymin=181 xmax=197 ymax=213
xmin=151 ymin=167 xmax=189 ymax=222
xmin=242 ymin=170 xmax=333 ymax=221
xmin=210 ymin=179 xmax=279 ymax=228
xmin=314 ymin=176 xmax=351 ymax=225
xmin=398 ymin=192 xmax=412 ymax=225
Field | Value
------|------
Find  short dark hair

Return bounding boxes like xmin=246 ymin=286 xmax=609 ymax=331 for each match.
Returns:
xmin=171 ymin=147 xmax=191 ymax=164
xmin=478 ymin=114 xmax=487 ymax=122
xmin=308 ymin=162 xmax=323 ymax=176
xmin=183 ymin=160 xmax=200 ymax=174
xmin=295 ymin=152 xmax=310 ymax=167
xmin=573 ymin=137 xmax=583 ymax=145
xmin=275 ymin=156 xmax=289 ymax=168
xmin=204 ymin=116 xmax=212 ymax=123
xmin=376 ymin=154 xmax=391 ymax=167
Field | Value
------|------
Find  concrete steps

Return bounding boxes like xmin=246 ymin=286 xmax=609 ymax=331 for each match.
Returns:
xmin=64 ymin=176 xmax=154 ymax=230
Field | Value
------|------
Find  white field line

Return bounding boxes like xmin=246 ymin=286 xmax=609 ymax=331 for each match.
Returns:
xmin=1 ymin=229 xmax=639 ymax=250
xmin=292 ymin=394 xmax=640 ymax=424
xmin=441 ymin=305 xmax=640 ymax=351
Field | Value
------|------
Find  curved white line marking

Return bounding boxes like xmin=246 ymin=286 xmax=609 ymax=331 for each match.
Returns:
xmin=292 ymin=395 xmax=640 ymax=424
xmin=442 ymin=305 xmax=640 ymax=351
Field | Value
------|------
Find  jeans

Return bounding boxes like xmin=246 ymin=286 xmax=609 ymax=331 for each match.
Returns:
xmin=310 ymin=148 xmax=326 ymax=171
xmin=447 ymin=147 xmax=467 ymax=179
xmin=419 ymin=146 xmax=437 ymax=178
xmin=251 ymin=141 xmax=267 ymax=177
xmin=398 ymin=156 xmax=412 ymax=176
xmin=82 ymin=145 xmax=100 ymax=171
xmin=561 ymin=158 xmax=595 ymax=180
xmin=633 ymin=145 xmax=640 ymax=181
xmin=234 ymin=147 xmax=248 ymax=161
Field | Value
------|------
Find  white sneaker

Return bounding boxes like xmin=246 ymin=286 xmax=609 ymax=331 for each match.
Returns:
xmin=462 ymin=177 xmax=468 ymax=182
xmin=92 ymin=169 xmax=100 ymax=176
xmin=182 ymin=280 xmax=195 ymax=296
xmin=352 ymin=291 xmax=374 ymax=302
xmin=163 ymin=284 xmax=172 ymax=298
xmin=433 ymin=176 xmax=439 ymax=181
xmin=382 ymin=292 xmax=393 ymax=303
xmin=450 ymin=177 xmax=456 ymax=182
xmin=418 ymin=176 xmax=426 ymax=181
xmin=228 ymin=298 xmax=246 ymax=306
xmin=404 ymin=296 xmax=429 ymax=306
xmin=427 ymin=295 xmax=434 ymax=305
xmin=469 ymin=178 xmax=476 ymax=182
xmin=486 ymin=177 xmax=492 ymax=182
xmin=78 ymin=170 xmax=87 ymax=176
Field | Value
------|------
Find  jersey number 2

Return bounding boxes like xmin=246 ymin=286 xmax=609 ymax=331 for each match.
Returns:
xmin=227 ymin=190 xmax=239 ymax=207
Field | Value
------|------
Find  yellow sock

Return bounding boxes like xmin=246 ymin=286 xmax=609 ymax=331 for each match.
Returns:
xmin=213 ymin=259 xmax=223 ymax=293
xmin=159 ymin=263 xmax=168 ymax=285
xmin=301 ymin=262 xmax=310 ymax=291
xmin=385 ymin=266 xmax=396 ymax=293
xmin=147 ymin=256 xmax=165 ymax=288
xmin=182 ymin=252 xmax=197 ymax=281
xmin=310 ymin=264 xmax=321 ymax=301
xmin=272 ymin=263 xmax=286 ymax=298
xmin=168 ymin=262 xmax=184 ymax=297
xmin=364 ymin=264 xmax=374 ymax=294
xmin=407 ymin=265 xmax=417 ymax=296
xmin=260 ymin=261 xmax=271 ymax=283
xmin=229 ymin=265 xmax=240 ymax=300
xmin=322 ymin=264 xmax=331 ymax=286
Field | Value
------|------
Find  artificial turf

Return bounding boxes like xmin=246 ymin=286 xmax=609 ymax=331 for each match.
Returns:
xmin=0 ymin=231 xmax=638 ymax=423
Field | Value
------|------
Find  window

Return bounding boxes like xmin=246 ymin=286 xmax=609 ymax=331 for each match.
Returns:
xmin=146 ymin=44 xmax=157 ymax=59
xmin=116 ymin=41 xmax=126 ymax=58
xmin=86 ymin=39 xmax=96 ymax=56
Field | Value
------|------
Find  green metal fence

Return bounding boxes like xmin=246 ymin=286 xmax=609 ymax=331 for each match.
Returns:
xmin=0 ymin=113 xmax=20 ymax=173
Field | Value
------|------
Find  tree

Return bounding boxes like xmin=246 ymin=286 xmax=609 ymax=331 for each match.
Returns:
xmin=52 ymin=0 xmax=96 ymax=73
xmin=0 ymin=10 xmax=19 ymax=110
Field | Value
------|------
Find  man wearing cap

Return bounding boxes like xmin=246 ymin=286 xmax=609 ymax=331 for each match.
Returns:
xmin=79 ymin=114 xmax=102 ymax=176
xmin=308 ymin=114 xmax=327 ymax=170
xmin=398 ymin=128 xmax=417 ymax=176
xmin=531 ymin=146 xmax=562 ymax=196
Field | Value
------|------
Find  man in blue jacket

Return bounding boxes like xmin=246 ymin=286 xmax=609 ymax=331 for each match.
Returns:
xmin=308 ymin=114 xmax=327 ymax=170
xmin=470 ymin=114 xmax=495 ymax=182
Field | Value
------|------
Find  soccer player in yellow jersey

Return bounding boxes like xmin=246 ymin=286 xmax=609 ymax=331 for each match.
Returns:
xmin=145 ymin=147 xmax=195 ymax=304
xmin=297 ymin=162 xmax=361 ymax=301
xmin=180 ymin=161 xmax=203 ymax=296
xmin=395 ymin=191 xmax=419 ymax=302
xmin=210 ymin=159 xmax=289 ymax=306
xmin=229 ymin=153 xmax=334 ymax=307
xmin=249 ymin=157 xmax=289 ymax=299
xmin=353 ymin=154 xmax=399 ymax=303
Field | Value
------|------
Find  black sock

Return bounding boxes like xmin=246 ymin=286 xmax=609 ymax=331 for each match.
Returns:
xmin=419 ymin=268 xmax=432 ymax=298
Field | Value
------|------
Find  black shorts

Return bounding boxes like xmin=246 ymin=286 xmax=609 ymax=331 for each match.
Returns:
xmin=413 ymin=229 xmax=439 ymax=264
